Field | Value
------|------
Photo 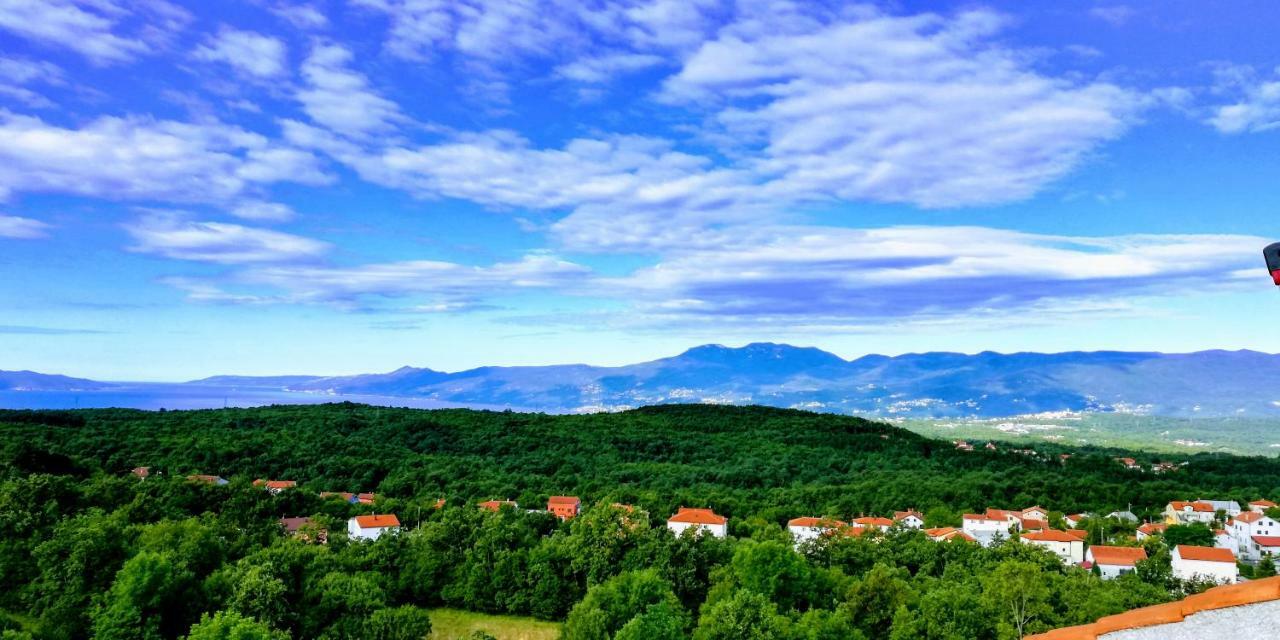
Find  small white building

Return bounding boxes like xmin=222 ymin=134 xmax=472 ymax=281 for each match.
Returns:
xmin=667 ymin=507 xmax=727 ymax=538
xmin=1172 ymin=545 xmax=1238 ymax=584
xmin=348 ymin=514 xmax=400 ymax=541
xmin=1247 ymin=499 xmax=1276 ymax=514
xmin=962 ymin=512 xmax=1014 ymax=547
xmin=1085 ymin=545 xmax=1147 ymax=579
xmin=1021 ymin=506 xmax=1048 ymax=522
xmin=1165 ymin=501 xmax=1216 ymax=525
xmin=1020 ymin=530 xmax=1085 ymax=565
xmin=787 ymin=517 xmax=845 ymax=545
xmin=1063 ymin=514 xmax=1087 ymax=529
xmin=1251 ymin=536 xmax=1280 ymax=561
xmin=1200 ymin=500 xmax=1242 ymax=517
xmin=893 ymin=510 xmax=924 ymax=529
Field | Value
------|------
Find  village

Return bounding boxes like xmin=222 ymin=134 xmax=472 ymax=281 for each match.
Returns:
xmin=134 ymin=465 xmax=1280 ymax=588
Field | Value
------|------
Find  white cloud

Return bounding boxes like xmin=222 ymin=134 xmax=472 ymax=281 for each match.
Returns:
xmin=270 ymin=2 xmax=328 ymax=29
xmin=1208 ymin=68 xmax=1280 ymax=134
xmin=0 ymin=111 xmax=331 ymax=203
xmin=125 ymin=212 xmax=330 ymax=264
xmin=230 ymin=200 xmax=296 ymax=222
xmin=298 ymin=43 xmax=405 ymax=136
xmin=593 ymin=226 xmax=1266 ymax=328
xmin=0 ymin=214 xmax=50 ymax=238
xmin=162 ymin=253 xmax=589 ymax=309
xmin=0 ymin=0 xmax=190 ymax=65
xmin=193 ymin=27 xmax=288 ymax=79
xmin=661 ymin=8 xmax=1144 ymax=209
xmin=555 ymin=51 xmax=665 ymax=83
xmin=1089 ymin=5 xmax=1136 ymax=26
xmin=0 ymin=55 xmax=64 ymax=107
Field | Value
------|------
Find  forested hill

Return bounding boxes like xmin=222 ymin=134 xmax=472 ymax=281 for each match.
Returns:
xmin=5 ymin=403 xmax=1279 ymax=518
xmin=4 ymin=404 xmax=1280 ymax=640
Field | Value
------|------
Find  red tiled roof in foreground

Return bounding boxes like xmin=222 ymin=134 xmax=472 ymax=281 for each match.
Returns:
xmin=1176 ymin=545 xmax=1235 ymax=563
xmin=668 ymin=507 xmax=727 ymax=525
xmin=1088 ymin=545 xmax=1147 ymax=567
xmin=1026 ymin=576 xmax=1280 ymax=640
xmin=353 ymin=514 xmax=400 ymax=529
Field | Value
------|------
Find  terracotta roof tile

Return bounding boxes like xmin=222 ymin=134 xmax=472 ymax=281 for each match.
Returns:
xmin=788 ymin=517 xmax=845 ymax=528
xmin=1252 ymin=535 xmax=1280 ymax=547
xmin=1022 ymin=529 xmax=1081 ymax=543
xmin=548 ymin=496 xmax=580 ymax=505
xmin=1137 ymin=522 xmax=1166 ymax=535
xmin=852 ymin=516 xmax=894 ymax=527
xmin=353 ymin=514 xmax=399 ymax=529
xmin=1025 ymin=577 xmax=1280 ymax=640
xmin=1170 ymin=500 xmax=1215 ymax=513
xmin=1088 ymin=545 xmax=1147 ymax=566
xmin=1250 ymin=499 xmax=1276 ymax=507
xmin=1175 ymin=545 xmax=1234 ymax=563
xmin=668 ymin=507 xmax=727 ymax=525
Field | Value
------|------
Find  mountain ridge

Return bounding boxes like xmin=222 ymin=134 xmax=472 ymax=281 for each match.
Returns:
xmin=5 ymin=343 xmax=1280 ymax=418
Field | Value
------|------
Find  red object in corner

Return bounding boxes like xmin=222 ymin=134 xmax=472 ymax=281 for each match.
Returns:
xmin=1271 ymin=269 xmax=1280 ymax=286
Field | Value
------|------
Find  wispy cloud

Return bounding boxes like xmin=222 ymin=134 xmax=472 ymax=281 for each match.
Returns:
xmin=0 ymin=111 xmax=331 ymax=203
xmin=0 ymin=214 xmax=50 ymax=238
xmin=0 ymin=0 xmax=190 ymax=65
xmin=0 ymin=324 xmax=109 ymax=335
xmin=124 ymin=211 xmax=330 ymax=264
xmin=1207 ymin=66 xmax=1280 ymax=134
xmin=193 ymin=27 xmax=288 ymax=79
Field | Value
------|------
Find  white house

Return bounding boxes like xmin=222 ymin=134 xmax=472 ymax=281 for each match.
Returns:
xmin=1020 ymin=530 xmax=1085 ymax=565
xmin=852 ymin=516 xmax=894 ymax=532
xmin=787 ymin=517 xmax=845 ymax=545
xmin=1251 ymin=536 xmax=1280 ymax=561
xmin=1227 ymin=511 xmax=1280 ymax=561
xmin=893 ymin=510 xmax=924 ymax=529
xmin=1172 ymin=545 xmax=1238 ymax=584
xmin=1063 ymin=514 xmax=1087 ymax=529
xmin=1084 ymin=545 xmax=1147 ymax=579
xmin=962 ymin=511 xmax=1017 ymax=547
xmin=1165 ymin=501 xmax=1216 ymax=525
xmin=347 ymin=514 xmax=400 ymax=541
xmin=1200 ymin=500 xmax=1242 ymax=517
xmin=1021 ymin=506 xmax=1048 ymax=522
xmin=1248 ymin=499 xmax=1276 ymax=514
xmin=1214 ymin=529 xmax=1236 ymax=556
xmin=667 ymin=507 xmax=727 ymax=538
xmin=924 ymin=527 xmax=975 ymax=543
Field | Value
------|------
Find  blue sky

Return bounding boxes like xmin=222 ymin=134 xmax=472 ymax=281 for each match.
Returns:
xmin=1 ymin=0 xmax=1279 ymax=380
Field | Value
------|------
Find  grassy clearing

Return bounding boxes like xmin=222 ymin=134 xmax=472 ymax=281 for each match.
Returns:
xmin=427 ymin=608 xmax=561 ymax=640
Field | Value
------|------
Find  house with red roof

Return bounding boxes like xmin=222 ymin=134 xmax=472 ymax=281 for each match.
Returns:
xmin=478 ymin=499 xmax=518 ymax=512
xmin=1022 ymin=506 xmax=1049 ymax=521
xmin=253 ymin=479 xmax=297 ymax=495
xmin=1228 ymin=510 xmax=1280 ymax=560
xmin=1172 ymin=545 xmax=1238 ymax=584
xmin=187 ymin=474 xmax=228 ymax=486
xmin=787 ymin=517 xmax=846 ymax=545
xmin=1063 ymin=513 xmax=1087 ymax=529
xmin=1248 ymin=499 xmax=1277 ymax=514
xmin=924 ymin=527 xmax=976 ymax=543
xmin=893 ymin=510 xmax=924 ymax=529
xmin=547 ymin=496 xmax=581 ymax=520
xmin=1164 ymin=500 xmax=1216 ymax=525
xmin=1020 ymin=529 xmax=1085 ymax=564
xmin=347 ymin=514 xmax=400 ymax=541
xmin=852 ymin=516 xmax=894 ymax=531
xmin=1252 ymin=536 xmax=1280 ymax=561
xmin=131 ymin=466 xmax=151 ymax=480
xmin=962 ymin=508 xmax=1024 ymax=546
xmin=1084 ymin=545 xmax=1147 ymax=579
xmin=667 ymin=507 xmax=727 ymax=538
xmin=1136 ymin=522 xmax=1166 ymax=541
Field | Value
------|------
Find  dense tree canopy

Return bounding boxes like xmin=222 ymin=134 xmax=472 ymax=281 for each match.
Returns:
xmin=1 ymin=403 xmax=1277 ymax=639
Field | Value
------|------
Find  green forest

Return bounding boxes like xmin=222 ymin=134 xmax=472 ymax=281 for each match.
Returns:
xmin=2 ymin=403 xmax=1279 ymax=640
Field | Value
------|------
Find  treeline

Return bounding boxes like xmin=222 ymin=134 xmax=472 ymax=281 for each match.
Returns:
xmin=2 ymin=403 xmax=1279 ymax=640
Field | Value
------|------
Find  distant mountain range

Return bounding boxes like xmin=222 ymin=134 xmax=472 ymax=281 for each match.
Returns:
xmin=5 ymin=344 xmax=1280 ymax=418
